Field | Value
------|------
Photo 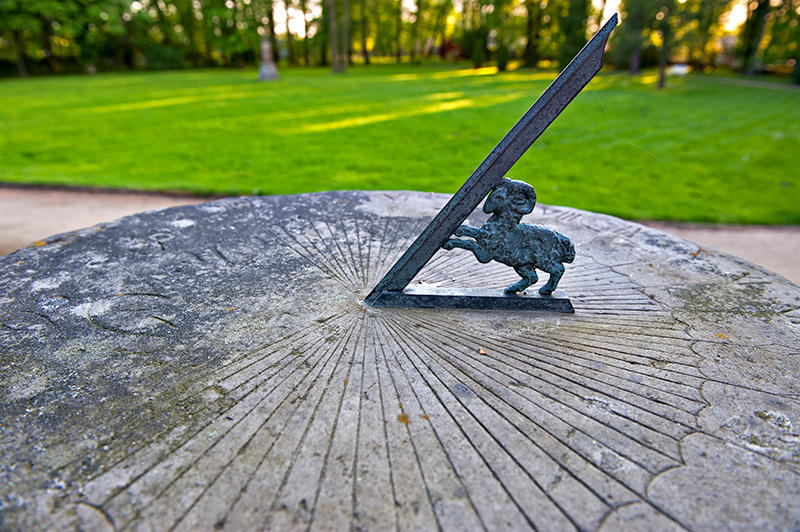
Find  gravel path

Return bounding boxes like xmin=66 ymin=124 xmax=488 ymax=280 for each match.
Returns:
xmin=2 ymin=185 xmax=797 ymax=284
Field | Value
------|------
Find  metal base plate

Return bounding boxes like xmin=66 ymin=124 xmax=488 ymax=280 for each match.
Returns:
xmin=370 ymin=286 xmax=575 ymax=312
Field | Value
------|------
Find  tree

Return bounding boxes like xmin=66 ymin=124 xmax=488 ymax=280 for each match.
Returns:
xmin=358 ymin=0 xmax=369 ymax=64
xmin=523 ymin=0 xmax=544 ymax=67
xmin=328 ymin=0 xmax=344 ymax=71
xmin=761 ymin=0 xmax=800 ymax=84
xmin=739 ymin=0 xmax=771 ymax=75
xmin=558 ymin=0 xmax=590 ymax=68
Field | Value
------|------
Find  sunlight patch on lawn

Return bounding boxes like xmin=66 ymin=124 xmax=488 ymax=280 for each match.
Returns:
xmin=87 ymin=90 xmax=261 ymax=113
xmin=389 ymin=66 xmax=499 ymax=82
xmin=295 ymin=91 xmax=525 ymax=133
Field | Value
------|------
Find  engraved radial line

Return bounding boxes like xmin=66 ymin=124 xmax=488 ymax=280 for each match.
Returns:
xmin=354 ymin=218 xmax=368 ymax=287
xmin=325 ymin=219 xmax=361 ymax=284
xmin=220 ymin=318 xmax=363 ymax=529
xmin=526 ymin=336 xmax=704 ymax=402
xmin=377 ymin=320 xmax=568 ymax=531
xmin=400 ymin=316 xmax=688 ymax=455
xmin=369 ymin=218 xmax=392 ymax=286
xmin=373 ymin=316 xmax=492 ymax=532
xmin=503 ymin=341 xmax=703 ymax=420
xmin=371 ymin=317 xmax=438 ymax=531
xmin=300 ymin=221 xmax=359 ymax=287
xmin=377 ymin=218 xmax=428 ymax=281
xmin=263 ymin=317 xmax=365 ymax=529
xmin=114 ymin=317 xmax=357 ymax=530
xmin=308 ymin=221 xmax=360 ymax=287
xmin=372 ymin=218 xmax=400 ymax=281
xmin=335 ymin=215 xmax=365 ymax=285
xmin=363 ymin=219 xmax=374 ymax=288
xmin=377 ymin=316 xmax=585 ymax=530
xmin=279 ymin=227 xmax=355 ymax=289
xmin=466 ymin=330 xmax=703 ymax=421
xmin=82 ymin=317 xmax=341 ymax=500
xmin=296 ymin=220 xmax=354 ymax=287
xmin=301 ymin=317 xmax=369 ymax=531
xmin=217 ymin=313 xmax=349 ymax=387
xmin=543 ymin=334 xmax=704 ymax=387
xmin=503 ymin=326 xmax=700 ymax=372
xmin=388 ymin=315 xmax=678 ymax=472
xmin=422 ymin=316 xmax=702 ymax=416
xmin=361 ymin=318 xmax=400 ymax=531
xmin=373 ymin=316 xmax=469 ymax=531
xmin=382 ymin=316 xmax=677 ymax=522
xmin=164 ymin=327 xmax=345 ymax=532
xmin=348 ymin=316 xmax=370 ymax=530
xmin=383 ymin=316 xmax=651 ymax=500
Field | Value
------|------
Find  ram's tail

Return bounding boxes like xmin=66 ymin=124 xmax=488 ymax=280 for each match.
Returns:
xmin=559 ymin=233 xmax=575 ymax=263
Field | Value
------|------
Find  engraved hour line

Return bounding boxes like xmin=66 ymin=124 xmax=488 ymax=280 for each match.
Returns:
xmin=265 ymin=317 xmax=366 ymax=531
xmin=377 ymin=315 xmax=595 ymax=530
xmin=408 ymin=315 xmax=701 ymax=431
xmin=308 ymin=220 xmax=362 ymax=287
xmin=375 ymin=316 xmax=498 ymax=531
xmin=174 ymin=318 xmax=362 ymax=531
xmin=384 ymin=314 xmax=679 ymax=473
xmin=79 ymin=314 xmax=348 ymax=491
xmin=374 ymin=315 xmax=487 ymax=530
xmin=92 ymin=315 xmax=354 ymax=521
xmin=371 ymin=317 xmax=441 ymax=531
xmin=165 ymin=316 xmax=363 ymax=531
xmin=108 ymin=318 xmax=356 ymax=528
xmin=382 ymin=316 xmax=685 ymax=531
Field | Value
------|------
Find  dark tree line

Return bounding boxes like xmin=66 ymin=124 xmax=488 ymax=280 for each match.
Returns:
xmin=1 ymin=0 xmax=798 ymax=83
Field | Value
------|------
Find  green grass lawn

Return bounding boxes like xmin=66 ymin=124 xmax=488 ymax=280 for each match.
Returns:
xmin=0 ymin=64 xmax=798 ymax=223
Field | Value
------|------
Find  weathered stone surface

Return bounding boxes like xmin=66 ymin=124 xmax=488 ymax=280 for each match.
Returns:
xmin=0 ymin=190 xmax=798 ymax=530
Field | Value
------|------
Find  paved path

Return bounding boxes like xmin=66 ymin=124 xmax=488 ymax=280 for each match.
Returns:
xmin=1 ymin=185 xmax=798 ymax=284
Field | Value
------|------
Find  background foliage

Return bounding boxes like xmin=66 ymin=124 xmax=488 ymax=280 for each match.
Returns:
xmin=0 ymin=0 xmax=798 ymax=82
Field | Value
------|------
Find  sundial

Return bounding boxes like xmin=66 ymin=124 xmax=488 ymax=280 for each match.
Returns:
xmin=366 ymin=16 xmax=619 ymax=313
xmin=2 ymin=16 xmax=800 ymax=532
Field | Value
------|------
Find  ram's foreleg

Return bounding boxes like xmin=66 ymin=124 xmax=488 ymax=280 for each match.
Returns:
xmin=442 ymin=239 xmax=492 ymax=263
xmin=453 ymin=225 xmax=482 ymax=239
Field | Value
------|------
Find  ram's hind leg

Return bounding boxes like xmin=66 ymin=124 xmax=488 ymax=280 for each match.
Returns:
xmin=539 ymin=264 xmax=565 ymax=295
xmin=505 ymin=265 xmax=538 ymax=294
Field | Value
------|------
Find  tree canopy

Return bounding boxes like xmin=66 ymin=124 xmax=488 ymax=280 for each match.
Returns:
xmin=0 ymin=0 xmax=797 ymax=83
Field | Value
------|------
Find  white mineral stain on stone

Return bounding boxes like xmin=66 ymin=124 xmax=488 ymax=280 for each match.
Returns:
xmin=31 ymin=274 xmax=67 ymax=292
xmin=9 ymin=374 xmax=47 ymax=400
xmin=170 ymin=219 xmax=195 ymax=229
xmin=70 ymin=299 xmax=113 ymax=318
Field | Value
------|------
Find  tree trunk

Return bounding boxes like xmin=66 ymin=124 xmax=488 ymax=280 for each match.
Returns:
xmin=630 ymin=39 xmax=642 ymax=74
xmin=359 ymin=0 xmax=370 ymax=64
xmin=410 ymin=0 xmax=423 ymax=63
xmin=320 ymin=0 xmax=329 ymax=65
xmin=395 ymin=0 xmax=402 ymax=62
xmin=284 ymin=0 xmax=296 ymax=65
xmin=40 ymin=18 xmax=57 ymax=73
xmin=297 ymin=0 xmax=309 ymax=65
xmin=523 ymin=0 xmax=542 ymax=67
xmin=742 ymin=0 xmax=770 ymax=75
xmin=11 ymin=30 xmax=28 ymax=78
xmin=342 ymin=0 xmax=350 ymax=66
xmin=265 ymin=0 xmax=279 ymax=65
xmin=328 ymin=0 xmax=343 ymax=72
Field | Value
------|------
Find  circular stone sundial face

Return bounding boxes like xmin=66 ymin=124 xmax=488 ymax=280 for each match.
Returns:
xmin=1 ymin=191 xmax=799 ymax=531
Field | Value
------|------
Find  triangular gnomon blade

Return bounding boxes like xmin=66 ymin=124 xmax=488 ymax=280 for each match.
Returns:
xmin=365 ymin=14 xmax=617 ymax=305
